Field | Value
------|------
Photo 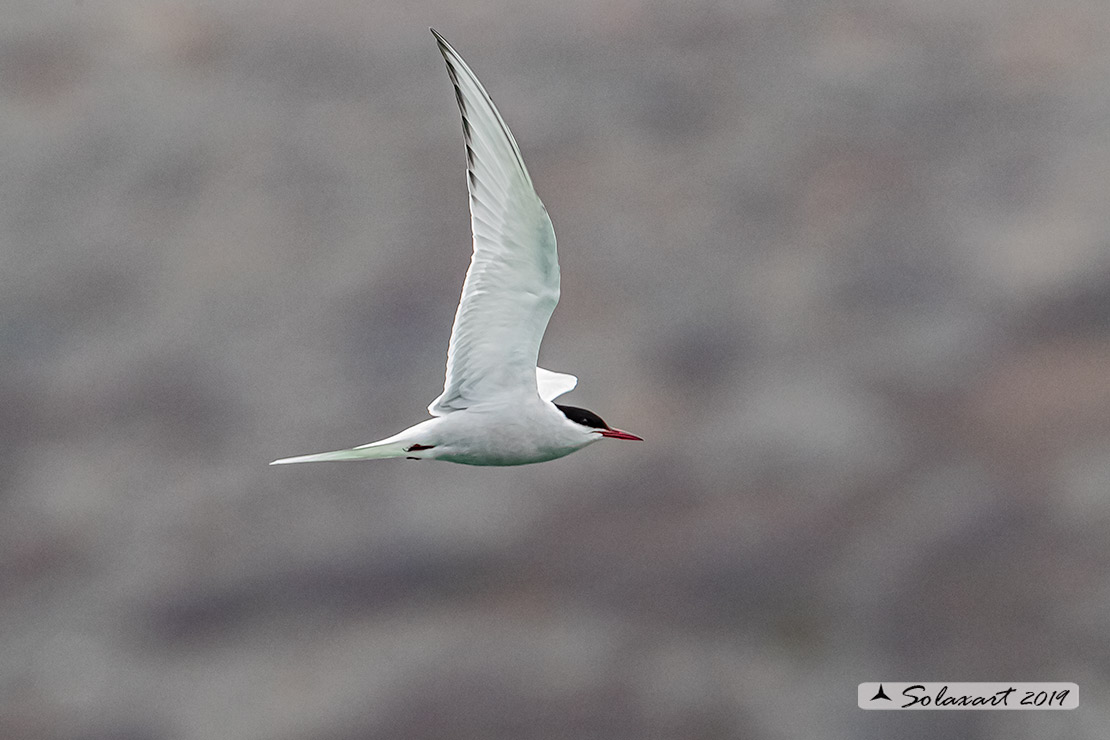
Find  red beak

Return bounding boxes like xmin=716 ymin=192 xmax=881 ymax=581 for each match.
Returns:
xmin=600 ymin=428 xmax=643 ymax=441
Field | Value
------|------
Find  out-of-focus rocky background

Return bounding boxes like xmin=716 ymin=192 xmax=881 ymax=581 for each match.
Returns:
xmin=3 ymin=1 xmax=1109 ymax=738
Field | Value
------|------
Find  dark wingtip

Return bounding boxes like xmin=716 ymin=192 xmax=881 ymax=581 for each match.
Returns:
xmin=430 ymin=29 xmax=455 ymax=67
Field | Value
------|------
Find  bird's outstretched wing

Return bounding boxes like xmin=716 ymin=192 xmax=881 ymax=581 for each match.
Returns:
xmin=427 ymin=29 xmax=560 ymax=416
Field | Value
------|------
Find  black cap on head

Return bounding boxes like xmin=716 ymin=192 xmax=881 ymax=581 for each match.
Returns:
xmin=555 ymin=404 xmax=608 ymax=430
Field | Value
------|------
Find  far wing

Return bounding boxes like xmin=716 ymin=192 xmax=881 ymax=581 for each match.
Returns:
xmin=536 ymin=367 xmax=577 ymax=401
xmin=428 ymin=29 xmax=560 ymax=416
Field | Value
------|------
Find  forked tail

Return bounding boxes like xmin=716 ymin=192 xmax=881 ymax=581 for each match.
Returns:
xmin=269 ymin=439 xmax=415 ymax=465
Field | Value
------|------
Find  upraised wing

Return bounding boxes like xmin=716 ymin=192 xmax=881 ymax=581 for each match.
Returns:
xmin=427 ymin=29 xmax=560 ymax=416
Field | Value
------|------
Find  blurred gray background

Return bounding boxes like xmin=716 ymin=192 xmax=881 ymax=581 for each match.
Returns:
xmin=4 ymin=0 xmax=1110 ymax=738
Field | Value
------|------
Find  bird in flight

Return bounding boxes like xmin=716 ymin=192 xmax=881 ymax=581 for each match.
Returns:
xmin=271 ymin=29 xmax=641 ymax=467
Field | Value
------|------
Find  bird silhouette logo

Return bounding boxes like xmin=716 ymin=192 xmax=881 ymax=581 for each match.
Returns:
xmin=871 ymin=684 xmax=892 ymax=701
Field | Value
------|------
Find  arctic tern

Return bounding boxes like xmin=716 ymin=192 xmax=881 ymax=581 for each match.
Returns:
xmin=271 ymin=29 xmax=641 ymax=467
